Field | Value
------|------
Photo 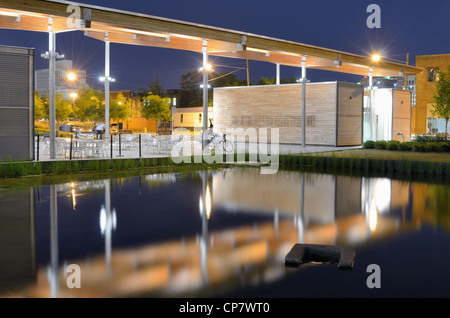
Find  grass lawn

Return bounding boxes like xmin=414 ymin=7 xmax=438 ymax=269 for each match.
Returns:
xmin=304 ymin=149 xmax=450 ymax=163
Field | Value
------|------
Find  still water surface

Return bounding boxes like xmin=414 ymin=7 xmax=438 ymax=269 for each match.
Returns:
xmin=1 ymin=167 xmax=450 ymax=298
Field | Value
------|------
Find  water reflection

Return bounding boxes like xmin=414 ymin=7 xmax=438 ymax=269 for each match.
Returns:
xmin=0 ymin=167 xmax=449 ymax=297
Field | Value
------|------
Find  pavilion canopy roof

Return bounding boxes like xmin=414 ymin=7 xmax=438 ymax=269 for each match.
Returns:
xmin=0 ymin=0 xmax=424 ymax=77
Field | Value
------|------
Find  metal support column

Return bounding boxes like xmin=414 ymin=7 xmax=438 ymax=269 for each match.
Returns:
xmin=202 ymin=50 xmax=209 ymax=148
xmin=301 ymin=57 xmax=307 ymax=148
xmin=368 ymin=68 xmax=374 ymax=141
xmin=48 ymin=32 xmax=56 ymax=159
xmin=104 ymin=35 xmax=110 ymax=138
xmin=276 ymin=63 xmax=280 ymax=85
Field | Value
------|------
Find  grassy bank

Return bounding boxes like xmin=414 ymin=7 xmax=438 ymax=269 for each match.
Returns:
xmin=278 ymin=149 xmax=450 ymax=181
xmin=0 ymin=156 xmax=200 ymax=180
xmin=2 ymin=149 xmax=450 ymax=181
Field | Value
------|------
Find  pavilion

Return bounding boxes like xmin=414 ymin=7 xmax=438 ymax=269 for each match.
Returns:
xmin=0 ymin=0 xmax=424 ymax=159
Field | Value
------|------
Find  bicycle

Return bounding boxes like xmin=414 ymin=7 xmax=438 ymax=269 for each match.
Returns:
xmin=205 ymin=133 xmax=234 ymax=153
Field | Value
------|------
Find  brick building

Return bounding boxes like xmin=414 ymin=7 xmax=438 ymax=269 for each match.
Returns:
xmin=414 ymin=54 xmax=450 ymax=135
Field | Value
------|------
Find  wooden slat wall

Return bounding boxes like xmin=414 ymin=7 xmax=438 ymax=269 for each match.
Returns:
xmin=392 ymin=89 xmax=411 ymax=141
xmin=337 ymin=82 xmax=363 ymax=146
xmin=213 ymin=82 xmax=339 ymax=145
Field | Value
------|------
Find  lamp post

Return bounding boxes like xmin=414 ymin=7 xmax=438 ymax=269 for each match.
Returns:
xmin=100 ymin=34 xmax=115 ymax=138
xmin=41 ymin=32 xmax=64 ymax=159
xmin=200 ymin=53 xmax=212 ymax=148
xmin=67 ymin=72 xmax=77 ymax=82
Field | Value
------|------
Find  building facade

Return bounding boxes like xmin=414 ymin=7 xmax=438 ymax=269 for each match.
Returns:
xmin=414 ymin=54 xmax=450 ymax=135
xmin=35 ymin=60 xmax=87 ymax=99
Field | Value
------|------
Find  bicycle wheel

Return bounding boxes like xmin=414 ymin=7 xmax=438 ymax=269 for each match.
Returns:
xmin=222 ymin=139 xmax=233 ymax=152
xmin=205 ymin=141 xmax=215 ymax=153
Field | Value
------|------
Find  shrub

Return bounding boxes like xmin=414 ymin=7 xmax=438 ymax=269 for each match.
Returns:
xmin=374 ymin=140 xmax=387 ymax=150
xmin=424 ymin=142 xmax=439 ymax=152
xmin=414 ymin=134 xmax=447 ymax=143
xmin=386 ymin=140 xmax=400 ymax=150
xmin=363 ymin=140 xmax=375 ymax=149
xmin=398 ymin=141 xmax=413 ymax=151
xmin=412 ymin=142 xmax=426 ymax=152
xmin=437 ymin=142 xmax=450 ymax=152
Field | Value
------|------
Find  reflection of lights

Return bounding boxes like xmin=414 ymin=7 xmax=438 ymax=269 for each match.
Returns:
xmin=205 ymin=185 xmax=212 ymax=219
xmin=199 ymin=196 xmax=203 ymax=216
xmin=71 ymin=189 xmax=76 ymax=210
xmin=372 ymin=179 xmax=391 ymax=214
xmin=100 ymin=205 xmax=117 ymax=235
xmin=369 ymin=201 xmax=378 ymax=232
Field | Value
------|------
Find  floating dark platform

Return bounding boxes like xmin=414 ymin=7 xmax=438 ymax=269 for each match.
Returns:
xmin=285 ymin=244 xmax=355 ymax=269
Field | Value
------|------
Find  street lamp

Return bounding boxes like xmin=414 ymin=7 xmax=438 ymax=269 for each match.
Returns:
xmin=67 ymin=72 xmax=77 ymax=82
xmin=372 ymin=54 xmax=381 ymax=62
xmin=200 ymin=56 xmax=213 ymax=148
xmin=69 ymin=92 xmax=78 ymax=100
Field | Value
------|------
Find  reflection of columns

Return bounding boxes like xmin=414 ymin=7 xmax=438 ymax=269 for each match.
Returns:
xmin=298 ymin=173 xmax=305 ymax=243
xmin=105 ymin=179 xmax=111 ymax=274
xmin=200 ymin=170 xmax=209 ymax=284
xmin=49 ymin=185 xmax=59 ymax=298
xmin=100 ymin=179 xmax=116 ymax=276
xmin=274 ymin=209 xmax=279 ymax=237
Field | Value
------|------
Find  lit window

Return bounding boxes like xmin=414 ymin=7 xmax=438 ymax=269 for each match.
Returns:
xmin=427 ymin=68 xmax=439 ymax=82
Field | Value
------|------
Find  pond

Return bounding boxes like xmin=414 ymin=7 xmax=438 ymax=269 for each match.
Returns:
xmin=0 ymin=167 xmax=449 ymax=298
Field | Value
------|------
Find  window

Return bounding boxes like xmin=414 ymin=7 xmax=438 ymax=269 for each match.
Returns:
xmin=180 ymin=114 xmax=183 ymax=123
xmin=199 ymin=114 xmax=202 ymax=121
xmin=427 ymin=68 xmax=439 ymax=82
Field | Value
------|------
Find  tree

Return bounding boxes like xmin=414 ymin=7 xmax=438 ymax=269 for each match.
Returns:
xmin=41 ymin=91 xmax=73 ymax=125
xmin=72 ymin=88 xmax=104 ymax=124
xmin=55 ymin=92 xmax=73 ymax=125
xmin=110 ymin=93 xmax=132 ymax=123
xmin=257 ymin=76 xmax=276 ymax=85
xmin=179 ymin=70 xmax=246 ymax=107
xmin=257 ymin=76 xmax=298 ymax=85
xmin=431 ymin=65 xmax=450 ymax=139
xmin=141 ymin=94 xmax=172 ymax=129
xmin=179 ymin=70 xmax=204 ymax=108
xmin=34 ymin=91 xmax=45 ymax=120
xmin=137 ymin=73 xmax=166 ymax=101
xmin=148 ymin=74 xmax=165 ymax=96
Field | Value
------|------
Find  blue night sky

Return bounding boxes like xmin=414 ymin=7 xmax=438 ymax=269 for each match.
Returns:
xmin=0 ymin=0 xmax=449 ymax=91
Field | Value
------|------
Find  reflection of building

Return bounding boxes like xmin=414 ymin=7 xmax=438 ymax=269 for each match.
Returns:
xmin=2 ymin=169 xmax=445 ymax=298
xmin=35 ymin=60 xmax=87 ymax=100
xmin=212 ymin=168 xmax=411 ymax=244
xmin=414 ymin=54 xmax=450 ymax=135
xmin=0 ymin=187 xmax=35 ymax=295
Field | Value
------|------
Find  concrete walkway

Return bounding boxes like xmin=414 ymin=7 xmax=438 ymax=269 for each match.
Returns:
xmin=34 ymin=138 xmax=362 ymax=162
